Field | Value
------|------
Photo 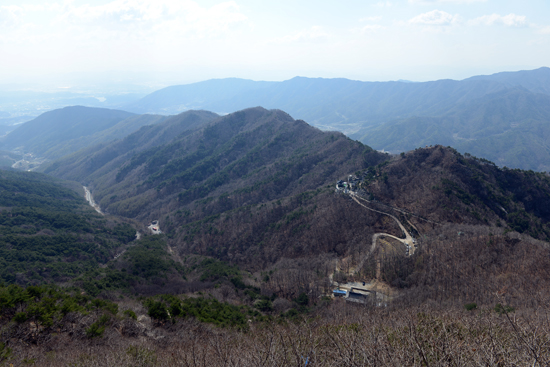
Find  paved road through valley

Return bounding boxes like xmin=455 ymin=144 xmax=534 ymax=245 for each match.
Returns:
xmin=83 ymin=186 xmax=102 ymax=214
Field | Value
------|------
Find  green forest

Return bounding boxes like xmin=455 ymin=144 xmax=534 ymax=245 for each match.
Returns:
xmin=0 ymin=170 xmax=134 ymax=284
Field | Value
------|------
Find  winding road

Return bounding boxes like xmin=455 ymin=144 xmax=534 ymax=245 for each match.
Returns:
xmin=352 ymin=194 xmax=414 ymax=251
xmin=349 ymin=192 xmax=416 ymax=277
xmin=331 ymin=190 xmax=420 ymax=299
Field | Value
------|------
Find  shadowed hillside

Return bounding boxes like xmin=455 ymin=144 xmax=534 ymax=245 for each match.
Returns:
xmin=2 ymin=108 xmax=550 ymax=365
xmin=354 ymin=88 xmax=550 ymax=171
xmin=122 ymin=68 xmax=550 ymax=170
xmin=44 ymin=107 xmax=389 ymax=268
xmin=1 ymin=106 xmax=135 ymax=158
xmin=0 ymin=169 xmax=140 ymax=285
xmin=42 ymin=109 xmax=219 ymax=181
xmin=43 ymin=108 xmax=550 ymax=276
xmin=0 ymin=106 xmax=171 ymax=162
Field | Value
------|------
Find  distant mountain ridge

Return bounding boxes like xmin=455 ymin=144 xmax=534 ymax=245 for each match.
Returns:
xmin=355 ymin=87 xmax=550 ymax=171
xmin=0 ymin=106 xmax=168 ymax=160
xmin=122 ymin=67 xmax=550 ymax=171
xmin=123 ymin=78 xmax=275 ymax=115
xmin=123 ymin=76 xmax=514 ymax=131
xmin=3 ymin=67 xmax=550 ymax=172
xmin=465 ymin=67 xmax=550 ymax=95
xmin=123 ymin=67 xmax=550 ymax=128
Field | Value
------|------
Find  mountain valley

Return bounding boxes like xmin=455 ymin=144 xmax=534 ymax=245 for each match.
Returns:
xmin=1 ymin=72 xmax=550 ymax=365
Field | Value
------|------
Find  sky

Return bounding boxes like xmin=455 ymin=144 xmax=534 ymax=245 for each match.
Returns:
xmin=0 ymin=0 xmax=549 ymax=91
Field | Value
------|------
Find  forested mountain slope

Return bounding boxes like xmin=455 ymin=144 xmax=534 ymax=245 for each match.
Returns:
xmin=364 ymin=145 xmax=550 ymax=240
xmin=0 ymin=169 xmax=136 ymax=284
xmin=0 ymin=106 xmax=170 ymax=161
xmin=352 ymin=145 xmax=550 ymax=308
xmin=0 ymin=106 xmax=134 ymax=157
xmin=46 ymin=107 xmax=387 ymax=220
xmin=354 ymin=88 xmax=550 ymax=171
xmin=43 ymin=108 xmax=388 ymax=268
xmin=3 ymin=109 xmax=550 ymax=365
xmin=42 ymin=110 xmax=219 ymax=182
xmin=44 ymin=107 xmax=550 ymax=274
xmin=152 ymin=142 xmax=550 ymax=278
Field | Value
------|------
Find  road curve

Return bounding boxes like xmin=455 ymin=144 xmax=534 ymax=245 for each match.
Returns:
xmin=331 ymin=191 xmax=418 ymax=297
xmin=350 ymin=193 xmax=416 ymax=275
xmin=351 ymin=194 xmax=413 ymax=248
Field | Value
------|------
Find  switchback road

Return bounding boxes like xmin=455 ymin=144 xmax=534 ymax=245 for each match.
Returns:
xmin=350 ymin=193 xmax=416 ymax=277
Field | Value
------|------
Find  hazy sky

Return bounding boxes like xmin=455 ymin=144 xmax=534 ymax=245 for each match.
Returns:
xmin=1 ymin=0 xmax=549 ymax=89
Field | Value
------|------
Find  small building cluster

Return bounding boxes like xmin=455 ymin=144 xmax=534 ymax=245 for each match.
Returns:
xmin=335 ymin=180 xmax=349 ymax=193
xmin=335 ymin=174 xmax=366 ymax=195
xmin=346 ymin=290 xmax=370 ymax=304
xmin=335 ymin=175 xmax=360 ymax=193
xmin=333 ymin=289 xmax=347 ymax=297
xmin=332 ymin=287 xmax=376 ymax=305
xmin=347 ymin=174 xmax=361 ymax=187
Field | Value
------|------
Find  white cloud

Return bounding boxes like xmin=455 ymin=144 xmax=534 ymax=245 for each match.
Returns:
xmin=409 ymin=0 xmax=486 ymax=3
xmin=469 ymin=13 xmax=527 ymax=27
xmin=0 ymin=5 xmax=23 ymax=28
xmin=20 ymin=4 xmax=47 ymax=12
xmin=409 ymin=10 xmax=460 ymax=26
xmin=272 ymin=26 xmax=329 ymax=44
xmin=374 ymin=1 xmax=392 ymax=8
xmin=55 ymin=0 xmax=248 ymax=37
xmin=355 ymin=16 xmax=383 ymax=34
xmin=536 ymin=26 xmax=550 ymax=34
xmin=353 ymin=24 xmax=384 ymax=34
xmin=366 ymin=24 xmax=384 ymax=32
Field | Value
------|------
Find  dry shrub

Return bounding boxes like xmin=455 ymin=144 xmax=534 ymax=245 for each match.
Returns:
xmin=3 ymin=300 xmax=550 ymax=366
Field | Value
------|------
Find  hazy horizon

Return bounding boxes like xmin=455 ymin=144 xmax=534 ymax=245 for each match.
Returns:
xmin=0 ymin=0 xmax=548 ymax=92
xmin=1 ymin=65 xmax=548 ymax=95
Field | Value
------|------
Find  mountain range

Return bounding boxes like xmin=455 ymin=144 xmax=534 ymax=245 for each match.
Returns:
xmin=43 ymin=108 xmax=385 ymax=226
xmin=121 ymin=67 xmax=550 ymax=171
xmin=0 ymin=106 xmax=168 ymax=160
xmin=42 ymin=107 xmax=550 ymax=269
xmin=2 ymin=67 xmax=549 ymax=171
xmin=2 ymin=98 xmax=550 ymax=364
xmin=0 ymin=68 xmax=548 ymax=297
xmin=358 ymin=87 xmax=550 ymax=171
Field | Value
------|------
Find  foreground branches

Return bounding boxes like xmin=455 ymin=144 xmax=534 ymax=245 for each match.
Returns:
xmin=2 ymin=301 xmax=550 ymax=366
